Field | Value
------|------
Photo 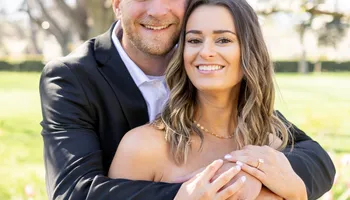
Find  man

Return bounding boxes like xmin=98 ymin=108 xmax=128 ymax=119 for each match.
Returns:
xmin=39 ymin=0 xmax=335 ymax=199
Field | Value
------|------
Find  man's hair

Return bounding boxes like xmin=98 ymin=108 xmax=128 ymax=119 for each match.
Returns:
xmin=154 ymin=0 xmax=291 ymax=165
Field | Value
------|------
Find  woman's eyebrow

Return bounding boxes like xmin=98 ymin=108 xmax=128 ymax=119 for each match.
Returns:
xmin=185 ymin=30 xmax=236 ymax=35
xmin=185 ymin=30 xmax=202 ymax=35
xmin=213 ymin=30 xmax=236 ymax=35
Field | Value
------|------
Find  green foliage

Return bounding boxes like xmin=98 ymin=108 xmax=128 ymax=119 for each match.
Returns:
xmin=274 ymin=61 xmax=350 ymax=72
xmin=0 ymin=60 xmax=44 ymax=72
xmin=318 ymin=61 xmax=350 ymax=72
xmin=18 ymin=60 xmax=45 ymax=72
xmin=318 ymin=16 xmax=348 ymax=48
xmin=274 ymin=61 xmax=315 ymax=72
xmin=0 ymin=61 xmax=12 ymax=71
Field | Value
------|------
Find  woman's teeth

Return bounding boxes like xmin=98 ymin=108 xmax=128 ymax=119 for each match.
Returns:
xmin=144 ymin=25 xmax=169 ymax=30
xmin=198 ymin=65 xmax=223 ymax=71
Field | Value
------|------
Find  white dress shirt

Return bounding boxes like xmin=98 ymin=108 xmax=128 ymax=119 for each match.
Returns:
xmin=111 ymin=21 xmax=169 ymax=122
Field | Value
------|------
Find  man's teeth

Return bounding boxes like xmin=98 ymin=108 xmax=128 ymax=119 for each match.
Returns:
xmin=198 ymin=65 xmax=223 ymax=71
xmin=144 ymin=25 xmax=169 ymax=30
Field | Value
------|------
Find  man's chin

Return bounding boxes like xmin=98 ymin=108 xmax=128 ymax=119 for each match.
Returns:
xmin=143 ymin=44 xmax=176 ymax=56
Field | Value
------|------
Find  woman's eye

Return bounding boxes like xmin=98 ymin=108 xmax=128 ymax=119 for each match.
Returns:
xmin=217 ymin=38 xmax=232 ymax=44
xmin=187 ymin=39 xmax=201 ymax=44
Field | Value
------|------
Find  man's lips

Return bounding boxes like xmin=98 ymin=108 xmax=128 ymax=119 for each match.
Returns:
xmin=141 ymin=24 xmax=172 ymax=31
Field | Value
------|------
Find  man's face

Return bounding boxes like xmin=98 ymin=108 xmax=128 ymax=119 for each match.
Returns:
xmin=116 ymin=0 xmax=186 ymax=56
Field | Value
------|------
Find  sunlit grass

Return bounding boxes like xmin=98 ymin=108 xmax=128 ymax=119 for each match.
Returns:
xmin=275 ymin=74 xmax=350 ymax=153
xmin=274 ymin=73 xmax=350 ymax=199
xmin=0 ymin=72 xmax=45 ymax=199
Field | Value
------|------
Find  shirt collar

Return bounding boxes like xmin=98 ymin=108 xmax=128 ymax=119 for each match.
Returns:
xmin=111 ymin=21 xmax=151 ymax=87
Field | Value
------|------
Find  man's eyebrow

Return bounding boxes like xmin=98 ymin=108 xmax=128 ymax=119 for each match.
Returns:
xmin=185 ymin=30 xmax=236 ymax=35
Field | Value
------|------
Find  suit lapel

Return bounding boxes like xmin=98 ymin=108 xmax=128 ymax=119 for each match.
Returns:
xmin=94 ymin=22 xmax=149 ymax=129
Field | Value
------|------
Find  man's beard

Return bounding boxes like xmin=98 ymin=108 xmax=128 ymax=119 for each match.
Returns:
xmin=122 ymin=19 xmax=180 ymax=56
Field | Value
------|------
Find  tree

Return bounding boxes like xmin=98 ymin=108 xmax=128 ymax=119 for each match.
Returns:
xmin=20 ymin=0 xmax=115 ymax=56
xmin=21 ymin=0 xmax=72 ymax=55
xmin=255 ymin=0 xmax=349 ymax=73
xmin=55 ymin=0 xmax=115 ymax=40
xmin=84 ymin=0 xmax=115 ymax=38
xmin=0 ymin=8 xmax=10 ymax=56
xmin=0 ymin=7 xmax=31 ymax=56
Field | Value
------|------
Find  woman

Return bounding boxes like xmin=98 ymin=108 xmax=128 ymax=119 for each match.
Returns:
xmin=109 ymin=0 xmax=307 ymax=199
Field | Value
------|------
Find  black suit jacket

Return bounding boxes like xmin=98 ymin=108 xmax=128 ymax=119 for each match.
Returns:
xmin=39 ymin=22 xmax=335 ymax=200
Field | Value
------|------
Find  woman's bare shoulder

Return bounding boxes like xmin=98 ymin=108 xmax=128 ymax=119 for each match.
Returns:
xmin=108 ymin=124 xmax=168 ymax=180
xmin=123 ymin=123 xmax=168 ymax=152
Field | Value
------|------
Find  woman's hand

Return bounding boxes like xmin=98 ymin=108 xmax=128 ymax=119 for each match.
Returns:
xmin=224 ymin=145 xmax=307 ymax=200
xmin=174 ymin=159 xmax=246 ymax=200
xmin=211 ymin=161 xmax=262 ymax=200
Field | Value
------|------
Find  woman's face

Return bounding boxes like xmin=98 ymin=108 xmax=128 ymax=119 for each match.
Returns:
xmin=184 ymin=5 xmax=243 ymax=93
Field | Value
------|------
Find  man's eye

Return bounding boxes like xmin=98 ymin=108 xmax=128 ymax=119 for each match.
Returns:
xmin=187 ymin=39 xmax=201 ymax=44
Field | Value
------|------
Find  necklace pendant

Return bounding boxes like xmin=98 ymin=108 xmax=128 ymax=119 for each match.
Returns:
xmin=193 ymin=120 xmax=234 ymax=139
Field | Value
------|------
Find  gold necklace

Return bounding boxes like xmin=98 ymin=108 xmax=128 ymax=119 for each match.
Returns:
xmin=193 ymin=120 xmax=234 ymax=139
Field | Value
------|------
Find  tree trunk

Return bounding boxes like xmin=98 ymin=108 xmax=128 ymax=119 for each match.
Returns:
xmin=29 ymin=20 xmax=42 ymax=54
xmin=314 ymin=61 xmax=322 ymax=73
xmin=21 ymin=0 xmax=115 ymax=55
xmin=298 ymin=24 xmax=309 ymax=74
xmin=25 ymin=0 xmax=72 ymax=56
xmin=86 ymin=0 xmax=115 ymax=38
xmin=60 ymin=41 xmax=70 ymax=56
xmin=55 ymin=0 xmax=89 ymax=40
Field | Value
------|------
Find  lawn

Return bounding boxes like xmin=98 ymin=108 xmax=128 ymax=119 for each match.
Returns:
xmin=0 ymin=72 xmax=45 ymax=199
xmin=0 ymin=71 xmax=349 ymax=199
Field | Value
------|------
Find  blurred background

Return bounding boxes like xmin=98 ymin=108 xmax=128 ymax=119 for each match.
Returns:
xmin=0 ymin=0 xmax=349 ymax=199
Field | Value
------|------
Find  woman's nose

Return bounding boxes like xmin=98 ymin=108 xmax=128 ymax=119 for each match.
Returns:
xmin=199 ymin=41 xmax=217 ymax=59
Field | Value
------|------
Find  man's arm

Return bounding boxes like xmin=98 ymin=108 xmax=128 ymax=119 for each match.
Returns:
xmin=277 ymin=111 xmax=336 ymax=200
xmin=40 ymin=61 xmax=181 ymax=200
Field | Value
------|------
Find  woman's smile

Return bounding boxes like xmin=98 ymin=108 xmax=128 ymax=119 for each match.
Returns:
xmin=196 ymin=64 xmax=225 ymax=74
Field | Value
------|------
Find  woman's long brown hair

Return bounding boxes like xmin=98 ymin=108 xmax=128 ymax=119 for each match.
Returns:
xmin=154 ymin=0 xmax=291 ymax=165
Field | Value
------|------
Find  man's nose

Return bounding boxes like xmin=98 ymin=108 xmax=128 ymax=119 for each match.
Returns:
xmin=147 ymin=0 xmax=171 ymax=18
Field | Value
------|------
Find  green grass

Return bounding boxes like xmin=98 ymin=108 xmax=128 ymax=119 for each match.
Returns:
xmin=275 ymin=73 xmax=350 ymax=153
xmin=274 ymin=73 xmax=350 ymax=199
xmin=0 ymin=72 xmax=46 ymax=199
xmin=0 ymin=71 xmax=349 ymax=199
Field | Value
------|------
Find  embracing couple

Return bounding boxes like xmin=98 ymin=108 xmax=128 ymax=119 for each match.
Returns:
xmin=39 ymin=0 xmax=335 ymax=199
